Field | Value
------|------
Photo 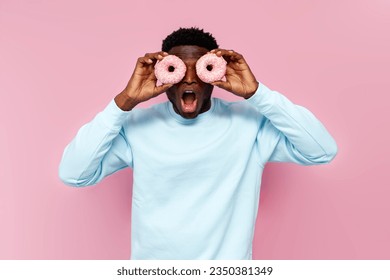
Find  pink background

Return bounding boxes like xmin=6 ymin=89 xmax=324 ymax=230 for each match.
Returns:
xmin=1 ymin=0 xmax=389 ymax=259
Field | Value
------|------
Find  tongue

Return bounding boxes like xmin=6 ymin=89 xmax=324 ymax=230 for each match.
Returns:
xmin=181 ymin=92 xmax=197 ymax=113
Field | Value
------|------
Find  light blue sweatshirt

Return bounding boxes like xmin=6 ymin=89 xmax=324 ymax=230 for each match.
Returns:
xmin=59 ymin=82 xmax=337 ymax=259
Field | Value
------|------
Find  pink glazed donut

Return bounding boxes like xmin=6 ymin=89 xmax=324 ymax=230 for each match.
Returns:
xmin=154 ymin=55 xmax=186 ymax=84
xmin=196 ymin=53 xmax=227 ymax=83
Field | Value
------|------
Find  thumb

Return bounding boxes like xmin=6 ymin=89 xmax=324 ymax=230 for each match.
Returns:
xmin=154 ymin=83 xmax=174 ymax=96
xmin=211 ymin=80 xmax=230 ymax=91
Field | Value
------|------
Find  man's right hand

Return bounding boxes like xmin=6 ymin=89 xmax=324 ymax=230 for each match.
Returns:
xmin=114 ymin=51 xmax=174 ymax=111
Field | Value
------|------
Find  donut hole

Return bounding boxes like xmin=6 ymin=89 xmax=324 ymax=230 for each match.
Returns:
xmin=206 ymin=65 xmax=213 ymax=71
xmin=168 ymin=65 xmax=175 ymax=72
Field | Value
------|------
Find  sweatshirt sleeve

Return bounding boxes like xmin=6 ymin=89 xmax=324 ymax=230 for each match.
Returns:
xmin=246 ymin=82 xmax=338 ymax=166
xmin=58 ymin=99 xmax=133 ymax=187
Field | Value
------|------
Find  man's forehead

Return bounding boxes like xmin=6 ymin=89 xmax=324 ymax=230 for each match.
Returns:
xmin=168 ymin=45 xmax=209 ymax=59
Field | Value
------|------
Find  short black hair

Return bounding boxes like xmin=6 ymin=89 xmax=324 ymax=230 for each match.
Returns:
xmin=162 ymin=27 xmax=219 ymax=52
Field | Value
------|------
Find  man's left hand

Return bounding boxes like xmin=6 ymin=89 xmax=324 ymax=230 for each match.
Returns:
xmin=209 ymin=49 xmax=259 ymax=99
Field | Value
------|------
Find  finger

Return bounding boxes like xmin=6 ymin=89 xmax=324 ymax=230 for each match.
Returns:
xmin=155 ymin=51 xmax=170 ymax=61
xmin=210 ymin=48 xmax=224 ymax=53
xmin=210 ymin=49 xmax=243 ymax=63
xmin=210 ymin=48 xmax=225 ymax=56
xmin=210 ymin=80 xmax=230 ymax=91
xmin=144 ymin=51 xmax=170 ymax=62
xmin=154 ymin=83 xmax=174 ymax=95
xmin=137 ymin=56 xmax=154 ymax=65
xmin=219 ymin=49 xmax=243 ymax=60
xmin=210 ymin=49 xmax=230 ymax=55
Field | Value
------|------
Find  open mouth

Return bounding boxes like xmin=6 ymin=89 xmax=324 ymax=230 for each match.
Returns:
xmin=181 ymin=90 xmax=198 ymax=113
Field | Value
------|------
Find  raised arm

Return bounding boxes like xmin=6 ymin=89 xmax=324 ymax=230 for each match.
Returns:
xmin=58 ymin=100 xmax=132 ymax=186
xmin=59 ymin=51 xmax=173 ymax=186
xmin=248 ymin=82 xmax=338 ymax=165
xmin=209 ymin=48 xmax=337 ymax=166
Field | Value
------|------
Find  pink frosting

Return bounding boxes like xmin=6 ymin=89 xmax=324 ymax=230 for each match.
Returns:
xmin=154 ymin=55 xmax=186 ymax=84
xmin=195 ymin=53 xmax=227 ymax=83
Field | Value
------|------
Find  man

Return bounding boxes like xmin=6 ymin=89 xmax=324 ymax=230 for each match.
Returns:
xmin=59 ymin=27 xmax=337 ymax=259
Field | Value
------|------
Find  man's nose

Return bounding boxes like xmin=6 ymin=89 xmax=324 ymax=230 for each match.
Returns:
xmin=182 ymin=65 xmax=198 ymax=84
